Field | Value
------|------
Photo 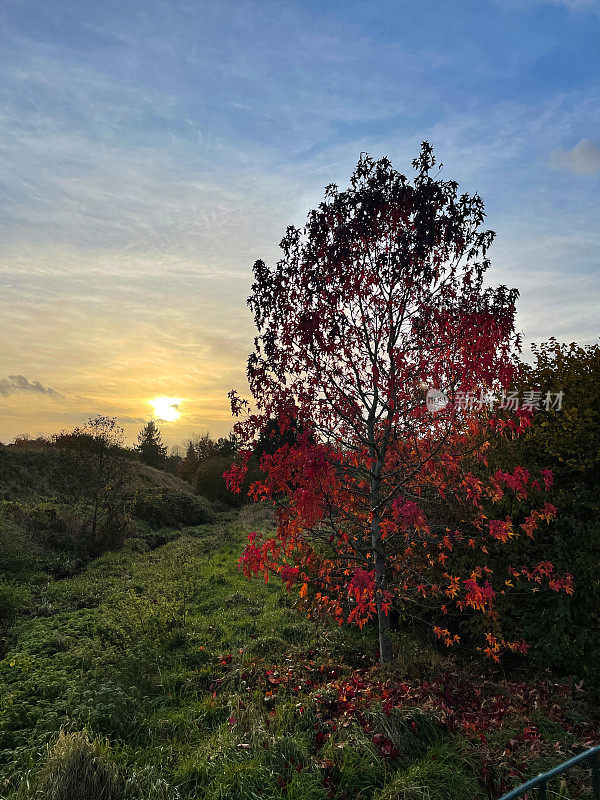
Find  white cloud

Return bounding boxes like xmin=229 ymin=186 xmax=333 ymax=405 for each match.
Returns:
xmin=551 ymin=0 xmax=600 ymax=9
xmin=493 ymin=0 xmax=600 ymax=12
xmin=552 ymin=139 xmax=600 ymax=175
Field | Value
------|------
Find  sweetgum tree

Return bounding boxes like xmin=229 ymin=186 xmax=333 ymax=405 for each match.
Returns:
xmin=228 ymin=144 xmax=572 ymax=662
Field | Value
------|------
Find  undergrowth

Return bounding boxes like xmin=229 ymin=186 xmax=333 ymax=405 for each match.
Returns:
xmin=0 ymin=504 xmax=596 ymax=800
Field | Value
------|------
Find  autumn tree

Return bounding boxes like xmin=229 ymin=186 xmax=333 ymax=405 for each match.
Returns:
xmin=137 ymin=420 xmax=167 ymax=469
xmin=228 ymin=144 xmax=572 ymax=663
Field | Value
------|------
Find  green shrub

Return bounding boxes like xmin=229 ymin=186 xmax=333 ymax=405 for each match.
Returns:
xmin=0 ymin=448 xmax=60 ymax=501
xmin=194 ymin=456 xmax=261 ymax=507
xmin=2 ymin=499 xmax=76 ymax=531
xmin=23 ymin=729 xmax=125 ymax=800
xmin=484 ymin=341 xmax=600 ymax=686
xmin=25 ymin=501 xmax=63 ymax=530
xmin=0 ymin=499 xmax=85 ymax=549
xmin=16 ymin=728 xmax=178 ymax=800
xmin=194 ymin=456 xmax=240 ymax=506
xmin=375 ymin=744 xmax=480 ymax=800
xmin=0 ymin=580 xmax=31 ymax=630
xmin=133 ymin=488 xmax=214 ymax=529
xmin=90 ymin=510 xmax=133 ymax=554
xmin=496 ymin=484 xmax=600 ymax=686
xmin=0 ymin=497 xmax=132 ymax=561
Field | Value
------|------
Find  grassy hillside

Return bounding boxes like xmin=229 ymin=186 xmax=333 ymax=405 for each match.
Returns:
xmin=0 ymin=445 xmax=193 ymax=501
xmin=0 ymin=459 xmax=211 ymax=591
xmin=0 ymin=448 xmax=61 ymax=502
xmin=0 ymin=494 xmax=597 ymax=800
xmin=132 ymin=462 xmax=195 ymax=494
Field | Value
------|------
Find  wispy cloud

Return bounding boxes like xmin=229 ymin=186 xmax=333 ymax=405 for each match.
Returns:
xmin=0 ymin=0 xmax=598 ymax=442
xmin=493 ymin=0 xmax=600 ymax=13
xmin=550 ymin=0 xmax=600 ymax=10
xmin=0 ymin=375 xmax=64 ymax=399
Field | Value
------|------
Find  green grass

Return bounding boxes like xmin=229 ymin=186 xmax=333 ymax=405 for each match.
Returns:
xmin=0 ymin=498 xmax=594 ymax=800
xmin=0 ymin=511 xmax=317 ymax=794
xmin=0 ymin=508 xmax=443 ymax=799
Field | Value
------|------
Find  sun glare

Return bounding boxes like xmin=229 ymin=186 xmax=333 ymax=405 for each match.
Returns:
xmin=147 ymin=396 xmax=183 ymax=422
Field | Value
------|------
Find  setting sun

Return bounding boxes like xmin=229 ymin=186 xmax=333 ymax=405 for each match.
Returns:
xmin=147 ymin=396 xmax=184 ymax=422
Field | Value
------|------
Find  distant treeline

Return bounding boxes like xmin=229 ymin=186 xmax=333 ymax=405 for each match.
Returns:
xmin=1 ymin=418 xmax=294 ymax=509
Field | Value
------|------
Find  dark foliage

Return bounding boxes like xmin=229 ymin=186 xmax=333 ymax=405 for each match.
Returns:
xmin=490 ymin=341 xmax=600 ymax=687
xmin=193 ymin=456 xmax=248 ymax=506
xmin=133 ymin=488 xmax=215 ymax=529
xmin=53 ymin=416 xmax=134 ymax=554
xmin=177 ymin=433 xmax=239 ymax=485
xmin=136 ymin=421 xmax=167 ymax=470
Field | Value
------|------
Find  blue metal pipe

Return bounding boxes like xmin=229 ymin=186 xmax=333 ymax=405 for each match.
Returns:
xmin=498 ymin=745 xmax=600 ymax=800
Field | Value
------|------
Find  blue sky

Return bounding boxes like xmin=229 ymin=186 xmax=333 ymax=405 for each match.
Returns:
xmin=0 ymin=0 xmax=599 ymax=442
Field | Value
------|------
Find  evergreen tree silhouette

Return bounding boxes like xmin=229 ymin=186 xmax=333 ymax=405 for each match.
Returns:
xmin=136 ymin=420 xmax=167 ymax=469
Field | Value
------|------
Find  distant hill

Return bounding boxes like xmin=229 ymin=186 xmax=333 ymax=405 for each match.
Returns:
xmin=133 ymin=461 xmax=194 ymax=494
xmin=0 ymin=446 xmax=60 ymax=500
xmin=0 ymin=444 xmax=213 ymax=581
xmin=0 ymin=443 xmax=193 ymax=500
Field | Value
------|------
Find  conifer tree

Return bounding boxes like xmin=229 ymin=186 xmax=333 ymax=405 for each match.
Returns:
xmin=178 ymin=440 xmax=200 ymax=483
xmin=136 ymin=420 xmax=167 ymax=469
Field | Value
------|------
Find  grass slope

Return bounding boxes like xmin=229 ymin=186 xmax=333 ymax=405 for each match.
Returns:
xmin=132 ymin=462 xmax=195 ymax=494
xmin=0 ymin=504 xmax=596 ymax=800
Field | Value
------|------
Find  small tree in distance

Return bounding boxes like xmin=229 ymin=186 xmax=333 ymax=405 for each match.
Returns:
xmin=137 ymin=420 xmax=167 ymax=470
xmin=178 ymin=440 xmax=199 ymax=484
xmin=54 ymin=415 xmax=133 ymax=551
xmin=228 ymin=143 xmax=573 ymax=663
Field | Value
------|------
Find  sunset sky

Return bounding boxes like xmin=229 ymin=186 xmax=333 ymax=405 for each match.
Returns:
xmin=1 ymin=0 xmax=599 ymax=445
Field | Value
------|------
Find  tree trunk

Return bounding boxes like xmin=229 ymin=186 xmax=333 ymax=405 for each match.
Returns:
xmin=370 ymin=460 xmax=392 ymax=663
xmin=377 ymin=587 xmax=392 ymax=663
